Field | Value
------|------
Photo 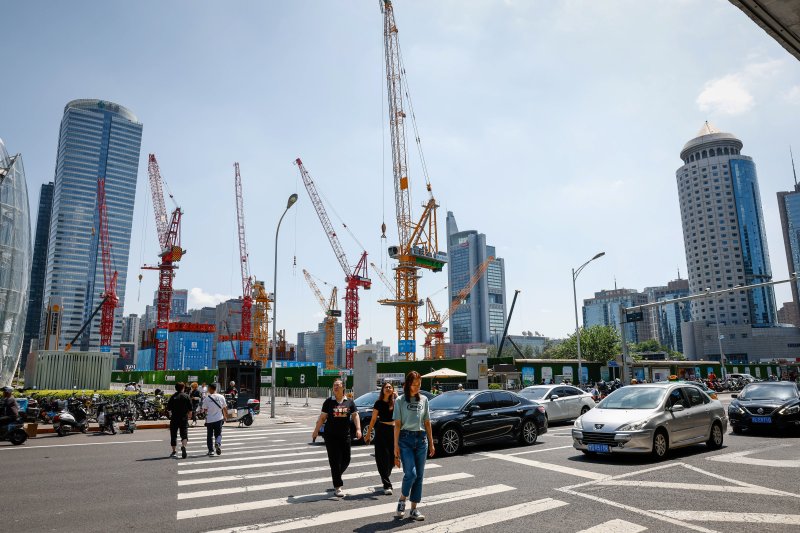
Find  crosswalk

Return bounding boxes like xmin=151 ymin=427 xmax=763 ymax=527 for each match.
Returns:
xmin=174 ymin=423 xmax=652 ymax=533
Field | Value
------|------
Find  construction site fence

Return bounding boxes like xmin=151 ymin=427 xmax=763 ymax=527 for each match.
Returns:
xmin=111 ymin=383 xmax=339 ymax=400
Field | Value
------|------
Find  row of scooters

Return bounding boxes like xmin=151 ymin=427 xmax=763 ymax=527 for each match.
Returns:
xmin=49 ymin=397 xmax=137 ymax=437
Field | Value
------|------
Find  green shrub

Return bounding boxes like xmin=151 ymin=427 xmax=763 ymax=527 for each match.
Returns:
xmin=13 ymin=390 xmax=138 ymax=400
xmin=488 ymin=383 xmax=502 ymax=390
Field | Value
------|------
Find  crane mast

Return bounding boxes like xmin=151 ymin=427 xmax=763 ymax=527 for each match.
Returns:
xmin=302 ymin=269 xmax=340 ymax=370
xmin=234 ymin=162 xmax=253 ymax=343
xmin=381 ymin=0 xmax=446 ymax=360
xmin=97 ymin=177 xmax=118 ymax=351
xmin=296 ymin=158 xmax=370 ymax=369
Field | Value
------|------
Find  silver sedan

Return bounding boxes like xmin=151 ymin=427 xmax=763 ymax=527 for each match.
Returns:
xmin=518 ymin=385 xmax=596 ymax=422
xmin=572 ymin=382 xmax=727 ymax=459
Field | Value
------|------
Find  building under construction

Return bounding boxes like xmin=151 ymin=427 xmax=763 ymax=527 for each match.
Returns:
xmin=137 ymin=323 xmax=214 ymax=371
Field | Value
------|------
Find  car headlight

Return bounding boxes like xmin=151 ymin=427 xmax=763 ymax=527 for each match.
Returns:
xmin=617 ymin=419 xmax=650 ymax=431
xmin=728 ymin=404 xmax=744 ymax=415
xmin=778 ymin=405 xmax=799 ymax=415
xmin=573 ymin=417 xmax=583 ymax=430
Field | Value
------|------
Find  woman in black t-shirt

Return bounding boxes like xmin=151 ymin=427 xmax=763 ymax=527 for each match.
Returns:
xmin=364 ymin=382 xmax=397 ymax=494
xmin=312 ymin=380 xmax=361 ymax=497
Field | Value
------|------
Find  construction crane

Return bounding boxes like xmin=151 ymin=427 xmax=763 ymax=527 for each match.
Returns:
xmin=302 ymin=269 xmax=341 ymax=370
xmin=380 ymin=0 xmax=446 ymax=360
xmin=233 ymin=162 xmax=253 ymax=343
xmin=295 ymin=158 xmax=370 ymax=369
xmin=141 ymin=154 xmax=186 ymax=371
xmin=252 ymin=280 xmax=271 ymax=362
xmin=97 ymin=177 xmax=118 ymax=352
xmin=422 ymin=256 xmax=494 ymax=360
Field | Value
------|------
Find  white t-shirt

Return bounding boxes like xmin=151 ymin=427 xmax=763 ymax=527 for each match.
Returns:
xmin=203 ymin=393 xmax=227 ymax=423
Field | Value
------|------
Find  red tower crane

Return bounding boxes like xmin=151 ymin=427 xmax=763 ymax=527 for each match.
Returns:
xmin=295 ymin=158 xmax=371 ymax=369
xmin=141 ymin=154 xmax=186 ymax=371
xmin=97 ymin=177 xmax=118 ymax=352
xmin=234 ymin=162 xmax=252 ymax=341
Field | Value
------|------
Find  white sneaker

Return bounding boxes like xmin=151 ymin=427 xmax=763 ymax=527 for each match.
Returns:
xmin=384 ymin=488 xmax=393 ymax=496
xmin=334 ymin=487 xmax=344 ymax=497
xmin=410 ymin=509 xmax=425 ymax=521
xmin=395 ymin=499 xmax=406 ymax=518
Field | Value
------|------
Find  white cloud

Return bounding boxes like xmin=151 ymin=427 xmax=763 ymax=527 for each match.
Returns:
xmin=786 ymin=85 xmax=800 ymax=104
xmin=696 ymin=59 xmax=784 ymax=115
xmin=188 ymin=287 xmax=233 ymax=309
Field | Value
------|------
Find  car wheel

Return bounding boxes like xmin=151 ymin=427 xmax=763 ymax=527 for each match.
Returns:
xmin=580 ymin=406 xmax=590 ymax=416
xmin=440 ymin=427 xmax=462 ymax=456
xmin=732 ymin=426 xmax=742 ymax=435
xmin=707 ymin=422 xmax=723 ymax=449
xmin=652 ymin=429 xmax=669 ymax=459
xmin=519 ymin=419 xmax=538 ymax=445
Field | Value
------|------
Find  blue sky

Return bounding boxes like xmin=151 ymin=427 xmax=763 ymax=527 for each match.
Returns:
xmin=3 ymin=0 xmax=800 ymax=348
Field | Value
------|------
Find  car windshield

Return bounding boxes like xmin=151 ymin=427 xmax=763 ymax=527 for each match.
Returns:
xmin=518 ymin=388 xmax=548 ymax=400
xmin=354 ymin=391 xmax=380 ymax=408
xmin=429 ymin=391 xmax=474 ymax=410
xmin=738 ymin=384 xmax=798 ymax=401
xmin=597 ymin=387 xmax=667 ymax=410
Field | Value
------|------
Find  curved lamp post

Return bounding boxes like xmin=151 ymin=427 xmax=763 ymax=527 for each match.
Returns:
xmin=270 ymin=193 xmax=298 ymax=418
xmin=572 ymin=252 xmax=605 ymax=385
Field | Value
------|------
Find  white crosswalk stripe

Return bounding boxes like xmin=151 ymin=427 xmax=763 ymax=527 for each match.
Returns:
xmin=177 ymin=459 xmax=380 ymax=486
xmin=576 ymin=519 xmax=648 ymax=533
xmin=203 ymin=484 xmax=516 ymax=533
xmin=186 ymin=442 xmax=288 ymax=453
xmin=178 ymin=451 xmax=374 ymax=475
xmin=402 ymin=498 xmax=569 ymax=532
xmin=180 ymin=448 xmax=328 ymax=466
xmin=177 ymin=473 xmax=473 ymax=519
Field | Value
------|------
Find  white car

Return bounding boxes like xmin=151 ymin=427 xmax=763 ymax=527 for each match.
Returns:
xmin=518 ymin=385 xmax=596 ymax=422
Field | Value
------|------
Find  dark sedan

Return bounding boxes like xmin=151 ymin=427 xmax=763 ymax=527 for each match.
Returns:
xmin=728 ymin=382 xmax=800 ymax=434
xmin=429 ymin=390 xmax=547 ymax=456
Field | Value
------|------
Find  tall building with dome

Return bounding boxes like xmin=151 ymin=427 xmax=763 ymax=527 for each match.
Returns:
xmin=0 ymin=138 xmax=31 ymax=385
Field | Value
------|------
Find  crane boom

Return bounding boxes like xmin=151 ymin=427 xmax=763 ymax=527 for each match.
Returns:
xmin=97 ymin=177 xmax=118 ymax=351
xmin=303 ymin=269 xmax=328 ymax=313
xmin=234 ymin=162 xmax=252 ymax=341
xmin=148 ymin=154 xmax=169 ymax=249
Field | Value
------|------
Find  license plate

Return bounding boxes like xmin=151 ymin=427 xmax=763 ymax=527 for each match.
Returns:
xmin=751 ymin=416 xmax=772 ymax=424
xmin=587 ymin=443 xmax=610 ymax=453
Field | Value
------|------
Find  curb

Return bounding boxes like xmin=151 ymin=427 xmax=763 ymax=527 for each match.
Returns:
xmin=32 ymin=417 xmax=297 ymax=435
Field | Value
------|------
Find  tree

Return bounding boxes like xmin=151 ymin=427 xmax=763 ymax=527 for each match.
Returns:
xmin=547 ymin=325 xmax=620 ymax=363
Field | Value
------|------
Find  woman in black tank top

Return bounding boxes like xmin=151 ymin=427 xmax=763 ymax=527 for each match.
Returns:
xmin=365 ymin=382 xmax=397 ymax=493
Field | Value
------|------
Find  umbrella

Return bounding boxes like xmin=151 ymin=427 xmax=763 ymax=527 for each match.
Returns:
xmin=421 ymin=368 xmax=467 ymax=379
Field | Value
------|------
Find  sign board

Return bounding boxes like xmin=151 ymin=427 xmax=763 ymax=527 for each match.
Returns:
xmin=478 ymin=364 xmax=488 ymax=379
xmin=580 ymin=366 xmax=589 ymax=384
xmin=625 ymin=311 xmax=644 ymax=322
xmin=188 ymin=376 xmax=198 ymax=382
xmin=541 ymin=367 xmax=553 ymax=383
xmin=260 ymin=375 xmax=272 ymax=384
xmin=100 ymin=346 xmax=111 ymax=353
xmin=521 ymin=367 xmax=535 ymax=386
xmin=398 ymin=340 xmax=416 ymax=353
xmin=562 ymin=366 xmax=573 ymax=380
xmin=329 ymin=310 xmax=342 ymax=317
xmin=165 ymin=375 xmax=175 ymax=382
xmin=156 ymin=328 xmax=169 ymax=341
xmin=345 ymin=340 xmax=357 ymax=349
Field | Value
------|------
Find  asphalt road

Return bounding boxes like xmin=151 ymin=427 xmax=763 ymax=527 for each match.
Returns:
xmin=2 ymin=394 xmax=799 ymax=533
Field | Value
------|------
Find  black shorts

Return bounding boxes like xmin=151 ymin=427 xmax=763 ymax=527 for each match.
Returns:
xmin=170 ymin=418 xmax=188 ymax=446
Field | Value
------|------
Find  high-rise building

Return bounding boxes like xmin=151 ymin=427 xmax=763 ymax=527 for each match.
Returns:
xmin=676 ymin=122 xmax=777 ymax=327
xmin=0 ymin=139 xmax=32 ymax=385
xmin=644 ymin=279 xmax=691 ymax=353
xmin=41 ymin=100 xmax=143 ymax=353
xmin=121 ymin=314 xmax=140 ymax=345
xmin=22 ymin=182 xmax=53 ymax=362
xmin=302 ymin=321 xmax=343 ymax=367
xmin=154 ymin=288 xmax=188 ymax=319
xmin=582 ymin=288 xmax=648 ymax=343
xmin=777 ymin=167 xmax=800 ymax=326
xmin=445 ymin=211 xmax=507 ymax=345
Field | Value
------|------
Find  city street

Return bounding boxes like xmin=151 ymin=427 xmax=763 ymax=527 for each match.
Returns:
xmin=2 ymin=396 xmax=799 ymax=533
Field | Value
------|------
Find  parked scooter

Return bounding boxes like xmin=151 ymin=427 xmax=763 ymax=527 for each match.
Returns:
xmin=226 ymin=396 xmax=255 ymax=427
xmin=0 ymin=417 xmax=28 ymax=445
xmin=53 ymin=398 xmax=90 ymax=436
xmin=95 ymin=401 xmax=117 ymax=435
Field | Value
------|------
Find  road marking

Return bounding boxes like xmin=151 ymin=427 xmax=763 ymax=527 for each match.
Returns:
xmin=185 ymin=428 xmax=311 ymax=438
xmin=402 ymin=498 xmax=568 ymax=532
xmin=177 ymin=460 xmax=379 ymax=486
xmin=203 ymin=484 xmax=515 ymax=533
xmin=576 ymin=519 xmax=647 ymax=533
xmin=179 ymin=449 xmax=327 ymax=466
xmin=187 ymin=426 xmax=312 ymax=434
xmin=506 ymin=445 xmax=574 ymax=456
xmin=178 ymin=473 xmax=473 ymax=519
xmin=649 ymin=511 xmax=800 ymax=525
xmin=481 ymin=451 xmax=607 ymax=480
xmin=0 ymin=439 xmax=161 ymax=450
xmin=182 ymin=435 xmax=307 ymax=445
xmin=707 ymin=444 xmax=800 ymax=467
xmin=178 ymin=451 xmax=373 ymax=475
xmin=593 ymin=479 xmax=790 ymax=496
xmin=186 ymin=442 xmax=289 ymax=453
xmin=177 ymin=464 xmax=442 ymax=499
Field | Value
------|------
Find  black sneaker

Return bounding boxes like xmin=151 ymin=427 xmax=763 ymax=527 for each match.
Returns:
xmin=169 ymin=451 xmax=177 ymax=458
xmin=207 ymin=450 xmax=215 ymax=456
xmin=215 ymin=444 xmax=222 ymax=456
xmin=181 ymin=446 xmax=187 ymax=459
xmin=395 ymin=499 xmax=406 ymax=518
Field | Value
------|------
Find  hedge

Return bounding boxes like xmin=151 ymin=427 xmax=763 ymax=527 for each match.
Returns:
xmin=13 ymin=390 xmax=139 ymax=400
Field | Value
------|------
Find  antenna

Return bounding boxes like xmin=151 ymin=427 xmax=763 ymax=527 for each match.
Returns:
xmin=791 ymin=146 xmax=798 ymax=189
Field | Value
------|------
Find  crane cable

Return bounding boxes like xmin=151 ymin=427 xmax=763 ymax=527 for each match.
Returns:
xmin=397 ymin=38 xmax=433 ymax=195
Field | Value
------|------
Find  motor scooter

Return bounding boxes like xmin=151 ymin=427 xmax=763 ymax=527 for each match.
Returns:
xmin=0 ymin=417 xmax=28 ymax=445
xmin=53 ymin=399 xmax=90 ymax=436
xmin=225 ymin=396 xmax=255 ymax=427
xmin=95 ymin=401 xmax=117 ymax=435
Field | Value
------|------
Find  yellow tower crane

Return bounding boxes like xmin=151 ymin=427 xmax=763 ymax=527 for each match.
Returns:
xmin=302 ymin=269 xmax=340 ymax=370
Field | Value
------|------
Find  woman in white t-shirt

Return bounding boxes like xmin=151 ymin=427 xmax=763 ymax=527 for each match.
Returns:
xmin=202 ymin=383 xmax=228 ymax=456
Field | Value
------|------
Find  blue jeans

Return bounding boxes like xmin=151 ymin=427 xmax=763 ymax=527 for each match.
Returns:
xmin=398 ymin=430 xmax=428 ymax=503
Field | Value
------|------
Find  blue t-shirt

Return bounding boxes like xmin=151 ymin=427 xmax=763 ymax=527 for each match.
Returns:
xmin=393 ymin=394 xmax=430 ymax=431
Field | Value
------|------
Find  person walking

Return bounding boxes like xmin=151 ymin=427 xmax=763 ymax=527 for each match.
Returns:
xmin=202 ymin=383 xmax=228 ymax=456
xmin=189 ymin=382 xmax=201 ymax=426
xmin=166 ymin=382 xmax=193 ymax=459
xmin=364 ymin=382 xmax=397 ymax=494
xmin=393 ymin=371 xmax=435 ymax=521
xmin=311 ymin=379 xmax=361 ymax=497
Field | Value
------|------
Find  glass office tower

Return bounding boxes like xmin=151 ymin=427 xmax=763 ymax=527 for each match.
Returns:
xmin=41 ymin=100 xmax=143 ymax=352
xmin=22 ymin=182 xmax=53 ymax=363
xmin=0 ymin=139 xmax=32 ymax=385
xmin=777 ymin=182 xmax=800 ymax=326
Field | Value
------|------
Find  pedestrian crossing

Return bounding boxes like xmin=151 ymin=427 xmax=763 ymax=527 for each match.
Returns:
xmin=173 ymin=423 xmax=652 ymax=533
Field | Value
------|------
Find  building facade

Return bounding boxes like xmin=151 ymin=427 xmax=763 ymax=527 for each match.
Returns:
xmin=676 ymin=122 xmax=777 ymax=327
xmin=445 ymin=211 xmax=507 ymax=345
xmin=302 ymin=321 xmax=343 ymax=367
xmin=583 ymin=288 xmax=648 ymax=343
xmin=644 ymin=279 xmax=691 ymax=353
xmin=121 ymin=314 xmax=140 ymax=345
xmin=22 ymin=182 xmax=53 ymax=363
xmin=41 ymin=100 xmax=143 ymax=353
xmin=777 ymin=180 xmax=800 ymax=326
xmin=0 ymin=139 xmax=32 ymax=385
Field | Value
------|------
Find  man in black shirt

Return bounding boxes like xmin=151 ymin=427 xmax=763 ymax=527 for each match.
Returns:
xmin=167 ymin=382 xmax=193 ymax=458
xmin=0 ymin=387 xmax=19 ymax=426
xmin=312 ymin=380 xmax=361 ymax=497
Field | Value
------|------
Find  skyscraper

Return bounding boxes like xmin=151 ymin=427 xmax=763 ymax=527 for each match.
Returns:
xmin=445 ymin=211 xmax=507 ymax=345
xmin=41 ymin=100 xmax=143 ymax=352
xmin=0 ymin=138 xmax=31 ymax=385
xmin=22 ymin=182 xmax=53 ymax=362
xmin=582 ymin=288 xmax=648 ymax=343
xmin=676 ymin=122 xmax=777 ymax=327
xmin=777 ymin=158 xmax=800 ymax=326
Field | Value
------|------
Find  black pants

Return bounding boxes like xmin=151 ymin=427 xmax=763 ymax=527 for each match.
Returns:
xmin=170 ymin=418 xmax=188 ymax=447
xmin=206 ymin=420 xmax=223 ymax=451
xmin=324 ymin=434 xmax=351 ymax=488
xmin=374 ymin=423 xmax=395 ymax=489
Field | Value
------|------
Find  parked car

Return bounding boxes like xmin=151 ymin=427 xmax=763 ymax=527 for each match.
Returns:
xmin=682 ymin=381 xmax=718 ymax=400
xmin=728 ymin=382 xmax=800 ymax=434
xmin=729 ymin=373 xmax=758 ymax=383
xmin=572 ymin=382 xmax=727 ymax=459
xmin=518 ymin=385 xmax=595 ymax=422
xmin=352 ymin=389 xmax=434 ymax=443
xmin=429 ymin=390 xmax=547 ymax=456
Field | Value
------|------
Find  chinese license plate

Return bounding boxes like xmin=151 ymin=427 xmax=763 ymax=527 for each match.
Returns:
xmin=587 ymin=443 xmax=610 ymax=453
xmin=751 ymin=416 xmax=771 ymax=424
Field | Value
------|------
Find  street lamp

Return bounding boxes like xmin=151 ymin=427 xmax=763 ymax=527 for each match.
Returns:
xmin=572 ymin=252 xmax=605 ymax=385
xmin=270 ymin=193 xmax=299 ymax=418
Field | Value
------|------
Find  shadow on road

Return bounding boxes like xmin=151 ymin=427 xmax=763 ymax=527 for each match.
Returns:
xmin=565 ymin=443 xmax=730 ymax=466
